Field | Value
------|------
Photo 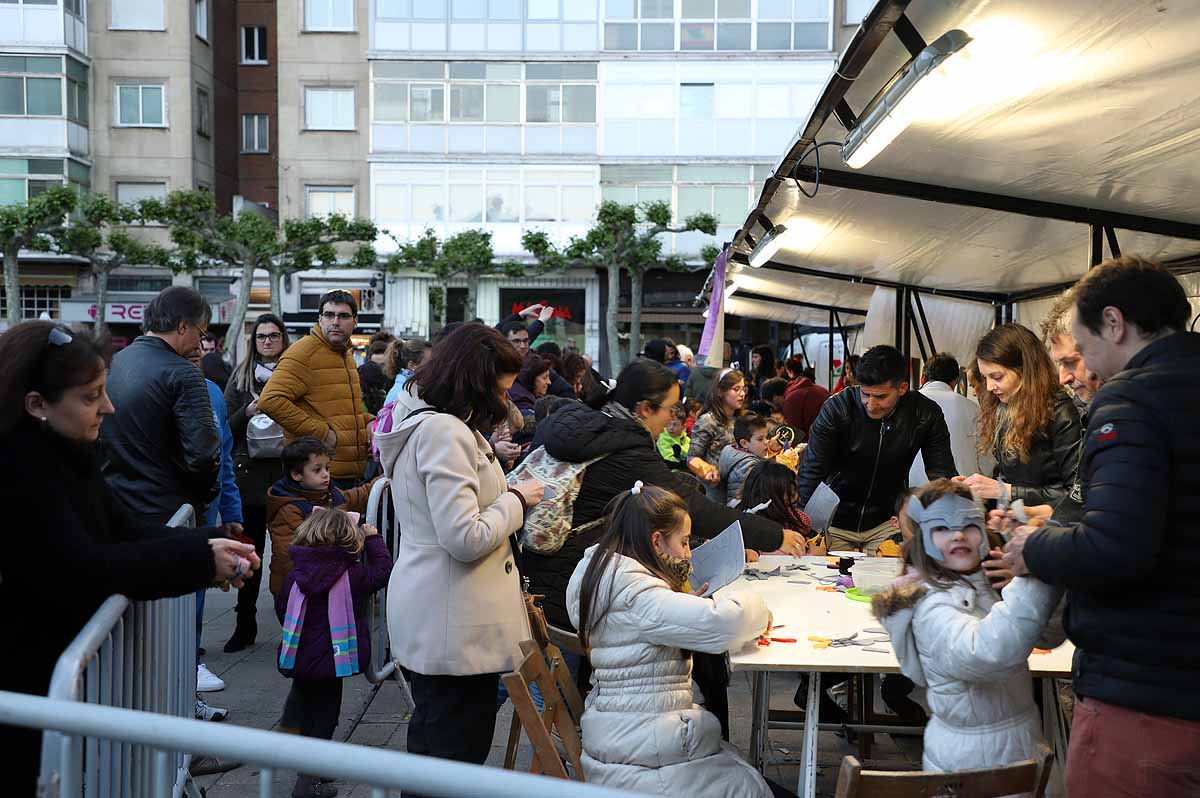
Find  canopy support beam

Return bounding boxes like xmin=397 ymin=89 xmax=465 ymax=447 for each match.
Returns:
xmin=892 ymin=14 xmax=928 ymax=58
xmin=792 ymin=165 xmax=1200 ymax=242
xmin=748 ymin=257 xmax=1004 ymax=304
xmin=734 ymin=289 xmax=868 ymax=317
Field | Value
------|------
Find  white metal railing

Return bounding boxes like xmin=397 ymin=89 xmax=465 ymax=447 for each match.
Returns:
xmin=39 ymin=504 xmax=199 ymax=798
xmin=364 ymin=478 xmax=400 ymax=687
xmin=7 ymin=693 xmax=643 ymax=797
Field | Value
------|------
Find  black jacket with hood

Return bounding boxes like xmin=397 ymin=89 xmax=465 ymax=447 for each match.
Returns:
xmin=1024 ymin=332 xmax=1200 ymax=721
xmin=797 ymin=387 xmax=957 ymax=532
xmin=518 ymin=400 xmax=785 ymax=629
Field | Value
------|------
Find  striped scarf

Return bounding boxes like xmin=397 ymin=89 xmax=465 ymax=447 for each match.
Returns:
xmin=279 ymin=570 xmax=360 ymax=678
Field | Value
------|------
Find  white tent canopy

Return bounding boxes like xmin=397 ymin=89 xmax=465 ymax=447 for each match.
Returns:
xmin=717 ymin=0 xmax=1200 ymax=348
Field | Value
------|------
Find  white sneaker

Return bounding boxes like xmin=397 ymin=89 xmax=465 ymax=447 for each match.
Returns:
xmin=197 ymin=663 xmax=226 ymax=692
xmin=195 ymin=698 xmax=228 ymax=722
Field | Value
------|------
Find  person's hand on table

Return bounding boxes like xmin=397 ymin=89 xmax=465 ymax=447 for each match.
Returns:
xmin=960 ymin=473 xmax=1002 ymax=500
xmin=807 ymin=536 xmax=827 ymax=556
xmin=764 ymin=610 xmax=774 ymax=636
xmin=744 ymin=548 xmax=760 ymax=563
xmin=778 ymin=529 xmax=808 ymax=557
xmin=982 ymin=549 xmax=1014 ymax=590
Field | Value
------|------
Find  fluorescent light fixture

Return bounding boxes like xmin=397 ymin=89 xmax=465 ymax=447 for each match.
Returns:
xmin=841 ymin=29 xmax=972 ymax=169
xmin=748 ymin=224 xmax=787 ymax=268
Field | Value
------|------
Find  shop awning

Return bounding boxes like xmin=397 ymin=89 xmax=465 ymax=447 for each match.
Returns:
xmin=717 ymin=0 xmax=1200 ymax=345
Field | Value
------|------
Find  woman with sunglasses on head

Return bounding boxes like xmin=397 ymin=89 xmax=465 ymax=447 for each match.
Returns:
xmin=222 ymin=313 xmax=291 ymax=652
xmin=0 ymin=321 xmax=260 ymax=793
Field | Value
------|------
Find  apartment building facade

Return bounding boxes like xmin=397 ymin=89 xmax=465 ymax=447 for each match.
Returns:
xmin=2 ymin=0 xmax=872 ymax=354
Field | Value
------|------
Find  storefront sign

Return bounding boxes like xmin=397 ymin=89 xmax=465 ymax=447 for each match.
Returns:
xmin=499 ymin=289 xmax=586 ymax=324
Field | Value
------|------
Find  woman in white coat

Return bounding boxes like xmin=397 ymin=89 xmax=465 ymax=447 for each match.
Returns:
xmin=376 ymin=324 xmax=543 ymax=766
xmin=871 ymin=479 xmax=1064 ymax=772
xmin=567 ymin=482 xmax=787 ymax=797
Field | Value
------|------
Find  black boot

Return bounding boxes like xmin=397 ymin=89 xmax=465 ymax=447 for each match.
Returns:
xmin=223 ymin=610 xmax=258 ymax=653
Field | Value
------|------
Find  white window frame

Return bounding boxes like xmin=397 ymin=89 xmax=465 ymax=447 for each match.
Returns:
xmin=110 ymin=0 xmax=166 ymax=31
xmin=304 ymin=0 xmax=355 ymax=32
xmin=241 ymin=26 xmax=268 ymax=64
xmin=241 ymin=113 xmax=269 ymax=153
xmin=195 ymin=86 xmax=211 ymax=137
xmin=114 ymin=180 xmax=169 ymax=204
xmin=113 ymin=83 xmax=167 ymax=128
xmin=194 ymin=0 xmax=210 ymax=42
xmin=305 ymin=185 xmax=356 ymax=219
xmin=304 ymin=86 xmax=356 ymax=131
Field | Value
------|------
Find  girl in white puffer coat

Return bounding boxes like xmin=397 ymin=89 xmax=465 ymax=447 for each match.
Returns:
xmin=567 ymin=482 xmax=784 ymax=798
xmin=871 ymin=479 xmax=1064 ymax=773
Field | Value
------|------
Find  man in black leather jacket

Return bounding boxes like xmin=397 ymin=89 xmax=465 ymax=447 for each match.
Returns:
xmin=1005 ymin=257 xmax=1200 ymax=796
xmin=797 ymin=345 xmax=957 ymax=554
xmin=101 ymin=287 xmax=220 ymax=524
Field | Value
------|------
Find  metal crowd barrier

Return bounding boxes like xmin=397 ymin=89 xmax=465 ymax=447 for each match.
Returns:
xmin=362 ymin=478 xmax=415 ymax=711
xmin=7 ymin=692 xmax=641 ymax=797
xmin=39 ymin=504 xmax=199 ymax=798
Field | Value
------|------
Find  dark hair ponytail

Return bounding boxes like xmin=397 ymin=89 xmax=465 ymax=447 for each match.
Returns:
xmin=0 ymin=321 xmax=111 ymax=436
xmin=576 ymin=484 xmax=688 ymax=650
xmin=587 ymin=358 xmax=677 ymax=411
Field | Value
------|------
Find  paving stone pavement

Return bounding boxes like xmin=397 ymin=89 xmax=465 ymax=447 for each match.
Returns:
xmin=191 ymin=551 xmax=917 ymax=797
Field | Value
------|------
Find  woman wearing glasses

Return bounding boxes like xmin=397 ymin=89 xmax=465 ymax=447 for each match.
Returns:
xmin=222 ymin=313 xmax=291 ymax=652
xmin=0 ymin=321 xmax=260 ymax=793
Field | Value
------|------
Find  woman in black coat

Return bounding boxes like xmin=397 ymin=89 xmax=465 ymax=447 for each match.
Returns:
xmin=222 ymin=313 xmax=290 ymax=651
xmin=959 ymin=324 xmax=1083 ymax=512
xmin=0 ymin=322 xmax=260 ymax=793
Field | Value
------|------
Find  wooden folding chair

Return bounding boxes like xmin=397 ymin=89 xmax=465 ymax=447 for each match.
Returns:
xmin=501 ymin=641 xmax=586 ymax=780
xmin=833 ymin=750 xmax=1055 ymax=798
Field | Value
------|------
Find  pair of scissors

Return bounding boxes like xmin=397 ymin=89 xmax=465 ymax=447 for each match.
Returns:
xmin=808 ymin=633 xmax=869 ymax=649
xmin=758 ymin=636 xmax=798 ymax=646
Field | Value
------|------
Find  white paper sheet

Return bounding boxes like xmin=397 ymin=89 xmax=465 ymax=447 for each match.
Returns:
xmin=804 ymin=482 xmax=841 ymax=534
xmin=689 ymin=520 xmax=746 ymax=597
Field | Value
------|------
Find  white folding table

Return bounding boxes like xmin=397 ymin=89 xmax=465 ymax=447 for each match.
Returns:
xmin=723 ymin=555 xmax=1074 ymax=798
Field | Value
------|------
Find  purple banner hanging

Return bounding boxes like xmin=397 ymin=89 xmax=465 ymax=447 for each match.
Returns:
xmin=697 ymin=244 xmax=728 ymax=361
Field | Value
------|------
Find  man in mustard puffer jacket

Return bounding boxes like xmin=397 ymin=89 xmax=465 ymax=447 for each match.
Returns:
xmin=259 ymin=290 xmax=370 ymax=485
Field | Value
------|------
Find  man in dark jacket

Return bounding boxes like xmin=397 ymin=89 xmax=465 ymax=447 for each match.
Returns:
xmin=101 ymin=286 xmax=220 ymax=524
xmin=797 ymin=344 xmax=956 ymax=554
xmin=1004 ymin=256 xmax=1200 ymax=796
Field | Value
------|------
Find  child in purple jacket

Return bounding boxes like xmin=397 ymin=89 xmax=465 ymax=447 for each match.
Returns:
xmin=275 ymin=508 xmax=392 ymax=798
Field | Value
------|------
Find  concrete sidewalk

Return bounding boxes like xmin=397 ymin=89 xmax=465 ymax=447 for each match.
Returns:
xmin=193 ymin=562 xmax=918 ymax=797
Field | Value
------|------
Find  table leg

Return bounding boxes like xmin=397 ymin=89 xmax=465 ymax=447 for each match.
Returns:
xmin=749 ymin=671 xmax=770 ymax=774
xmin=1041 ymin=677 xmax=1069 ymax=794
xmin=798 ymin=670 xmax=820 ymax=798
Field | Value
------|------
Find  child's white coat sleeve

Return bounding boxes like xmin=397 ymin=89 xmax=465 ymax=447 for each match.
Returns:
xmin=626 ymin=585 xmax=770 ymax=654
xmin=917 ymin=577 xmax=1064 ymax=684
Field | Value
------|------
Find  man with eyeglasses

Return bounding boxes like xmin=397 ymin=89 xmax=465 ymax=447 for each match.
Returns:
xmin=259 ymin=290 xmax=371 ymax=486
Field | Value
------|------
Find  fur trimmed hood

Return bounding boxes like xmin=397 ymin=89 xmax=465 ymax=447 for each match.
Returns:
xmin=870 ymin=582 xmax=927 ymax=620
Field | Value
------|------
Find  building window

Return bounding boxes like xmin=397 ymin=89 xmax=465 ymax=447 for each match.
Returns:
xmin=65 ymin=58 xmax=88 ymax=125
xmin=306 ymin=186 xmax=355 ymax=218
xmin=64 ymin=0 xmax=85 ymax=19
xmin=108 ymin=275 xmax=172 ymax=293
xmin=241 ymin=26 xmax=268 ymax=64
xmin=305 ymin=0 xmax=354 ymax=31
xmin=0 ymin=57 xmax=64 ymax=117
xmin=115 ymin=181 xmax=168 ymax=204
xmin=0 ymin=285 xmax=71 ymax=321
xmin=844 ymin=0 xmax=872 ymax=25
xmin=115 ymin=83 xmax=166 ymax=127
xmin=196 ymin=87 xmax=211 ymax=137
xmin=0 ymin=158 xmax=67 ymax=207
xmin=304 ymin=86 xmax=355 ymax=130
xmin=600 ymin=164 xmax=754 ymax=225
xmin=111 ymin=0 xmax=165 ymax=30
xmin=604 ymin=0 xmax=830 ymax=51
xmin=242 ymin=114 xmax=269 ymax=152
xmin=525 ymin=62 xmax=596 ymax=123
xmin=195 ymin=0 xmax=209 ymax=41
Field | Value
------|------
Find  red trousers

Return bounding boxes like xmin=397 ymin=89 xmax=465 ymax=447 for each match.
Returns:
xmin=1066 ymin=696 xmax=1200 ymax=797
